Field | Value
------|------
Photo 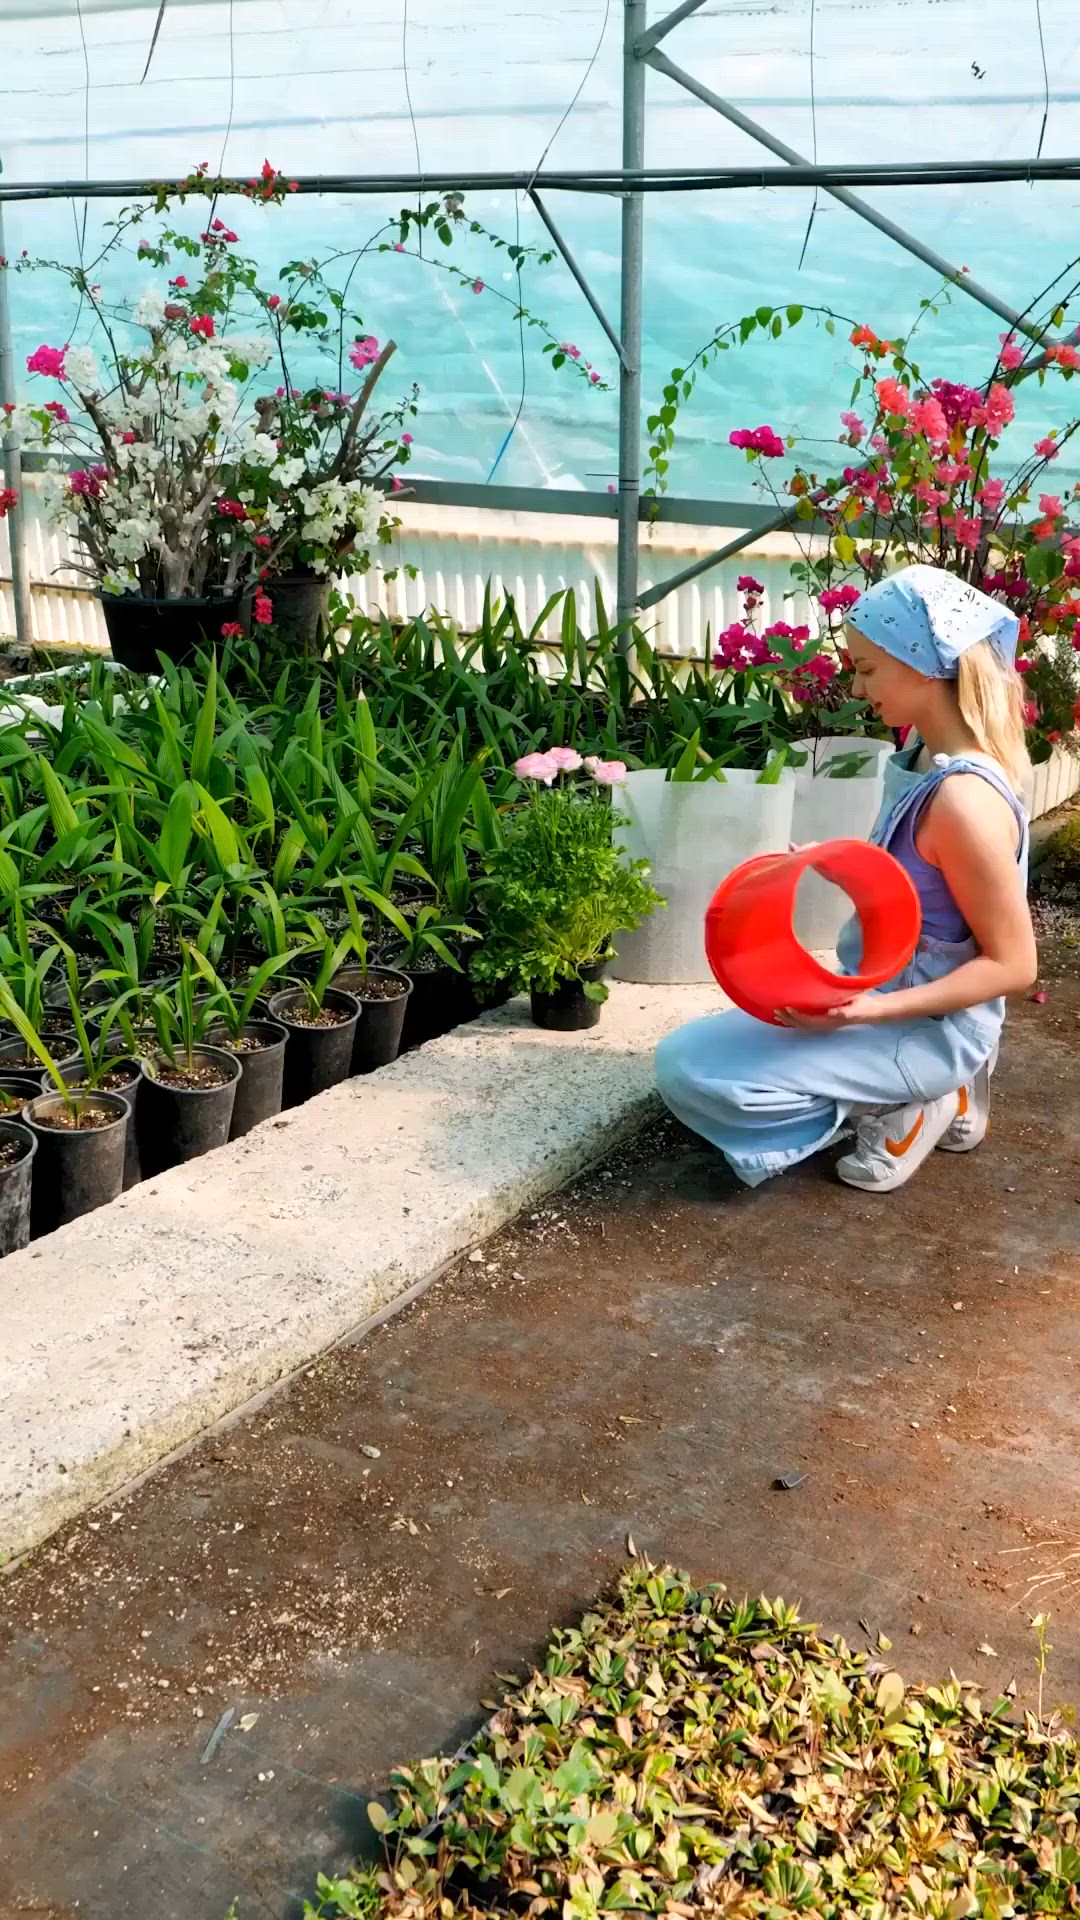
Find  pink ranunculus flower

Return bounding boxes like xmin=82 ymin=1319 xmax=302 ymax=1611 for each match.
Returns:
xmin=348 ymin=336 xmax=380 ymax=370
xmin=546 ymin=747 xmax=583 ymax=772
xmin=513 ymin=750 xmax=560 ymax=785
xmin=585 ymin=756 xmax=627 ymax=786
xmin=27 ymin=343 xmax=68 ymax=378
xmin=999 ymin=332 xmax=1024 ymax=370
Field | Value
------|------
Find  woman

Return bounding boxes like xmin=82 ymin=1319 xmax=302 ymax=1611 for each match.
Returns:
xmin=656 ymin=564 xmax=1037 ymax=1193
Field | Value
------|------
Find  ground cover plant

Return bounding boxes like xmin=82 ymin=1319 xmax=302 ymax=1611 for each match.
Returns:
xmin=302 ymin=1562 xmax=1078 ymax=1920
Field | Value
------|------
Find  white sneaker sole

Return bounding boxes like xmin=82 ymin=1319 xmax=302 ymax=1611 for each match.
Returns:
xmin=838 ymin=1094 xmax=960 ymax=1193
xmin=937 ymin=1047 xmax=997 ymax=1155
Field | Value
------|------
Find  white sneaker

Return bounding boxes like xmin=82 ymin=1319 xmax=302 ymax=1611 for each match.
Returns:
xmin=837 ymin=1092 xmax=960 ymax=1193
xmin=938 ymin=1044 xmax=998 ymax=1155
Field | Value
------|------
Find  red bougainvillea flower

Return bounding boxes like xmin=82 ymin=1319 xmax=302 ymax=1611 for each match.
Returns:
xmin=27 ymin=343 xmax=67 ymax=378
xmin=820 ymin=584 xmax=861 ymax=615
xmin=875 ymin=376 xmax=910 ymax=417
xmin=252 ymin=591 xmax=273 ymax=626
xmin=170 ymin=275 xmax=188 ymax=289
xmin=120 ymin=430 xmax=136 ymax=445
xmin=189 ymin=314 xmax=215 ymax=339
xmin=220 ymin=622 xmax=244 ymax=639
xmin=850 ymin=324 xmax=878 ymax=348
xmin=215 ymin=498 xmax=246 ymax=519
xmin=1046 ymin=342 xmax=1080 ymax=370
xmin=1035 ymin=436 xmax=1059 ymax=459
xmin=1022 ymin=701 xmax=1040 ymax=726
xmin=1015 ymin=657 xmax=1033 ymax=673
xmin=254 ymin=534 xmax=271 ymax=549
xmin=1031 ymin=516 xmax=1058 ymax=543
xmin=0 ymin=487 xmax=17 ymax=516
xmin=737 ymin=574 xmax=764 ymax=595
xmin=729 ymin=425 xmax=785 ymax=457
xmin=266 ymin=294 xmax=282 ymax=310
xmin=44 ymin=400 xmax=70 ymax=424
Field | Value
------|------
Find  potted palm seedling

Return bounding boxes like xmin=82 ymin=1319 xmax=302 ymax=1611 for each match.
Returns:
xmin=0 ymin=989 xmax=130 ymax=1234
xmin=43 ymin=957 xmax=146 ymax=1189
xmin=359 ymin=893 xmax=479 ymax=1051
xmin=323 ymin=881 xmax=412 ymax=1073
xmin=267 ymin=928 xmax=362 ymax=1108
xmin=139 ymin=956 xmax=241 ymax=1175
xmin=188 ymin=950 xmax=295 ymax=1136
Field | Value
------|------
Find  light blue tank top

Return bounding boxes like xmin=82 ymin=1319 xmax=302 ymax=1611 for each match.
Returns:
xmin=872 ymin=745 xmax=1028 ymax=944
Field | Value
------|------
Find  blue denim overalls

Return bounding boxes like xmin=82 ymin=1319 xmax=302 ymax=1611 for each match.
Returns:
xmin=655 ymin=749 xmax=1029 ymax=1187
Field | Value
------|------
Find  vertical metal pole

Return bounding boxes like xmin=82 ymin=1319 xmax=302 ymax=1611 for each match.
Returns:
xmin=616 ymin=0 xmax=646 ymax=638
xmin=0 ymin=195 xmax=33 ymax=651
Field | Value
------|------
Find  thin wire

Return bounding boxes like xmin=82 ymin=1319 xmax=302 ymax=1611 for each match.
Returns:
xmin=488 ymin=0 xmax=611 ymax=481
xmin=796 ymin=0 xmax=818 ymax=270
xmin=486 ymin=191 xmax=527 ymax=482
xmin=526 ymin=0 xmax=613 ymax=194
xmin=1030 ymin=0 xmax=1045 ymax=161
xmin=206 ymin=0 xmax=237 ymax=231
xmin=72 ymin=0 xmax=91 ymax=264
xmin=402 ymin=0 xmax=424 ymax=243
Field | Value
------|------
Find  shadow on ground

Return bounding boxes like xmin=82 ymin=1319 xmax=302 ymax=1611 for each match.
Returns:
xmin=1 ymin=938 xmax=1079 ymax=1920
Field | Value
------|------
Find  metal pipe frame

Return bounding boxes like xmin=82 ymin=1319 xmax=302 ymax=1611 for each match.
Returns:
xmin=0 ymin=0 xmax=1073 ymax=648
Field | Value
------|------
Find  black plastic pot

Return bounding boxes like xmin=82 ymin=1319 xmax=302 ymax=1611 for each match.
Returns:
xmin=0 ymin=1121 xmax=36 ymax=1254
xmin=45 ymin=977 xmax=115 ymax=1019
xmin=530 ymin=963 xmax=608 ymax=1033
xmin=266 ymin=571 xmax=330 ymax=656
xmin=100 ymin=587 xmax=252 ymax=674
xmin=47 ymin=1058 xmax=144 ymax=1190
xmin=266 ymin=987 xmax=361 ymax=1107
xmin=330 ymin=966 xmax=412 ymax=1073
xmin=204 ymin=1020 xmax=288 ymax=1137
xmin=0 ymin=1072 xmax=48 ymax=1118
xmin=0 ymin=1032 xmax=78 ymax=1074
xmin=24 ymin=1091 xmax=130 ymax=1234
xmin=387 ymin=958 xmax=465 ymax=1052
xmin=138 ymin=1045 xmax=242 ymax=1175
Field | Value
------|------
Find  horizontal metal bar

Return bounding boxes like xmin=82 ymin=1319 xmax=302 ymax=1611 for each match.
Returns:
xmin=636 ymin=505 xmax=803 ymax=608
xmin=527 ymin=189 xmax=629 ymax=370
xmin=4 ymin=159 xmax=1080 ymax=201
xmin=634 ymin=0 xmax=711 ymax=58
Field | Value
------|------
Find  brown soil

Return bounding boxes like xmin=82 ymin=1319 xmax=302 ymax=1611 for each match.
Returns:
xmin=0 ymin=931 xmax=1077 ymax=1919
xmin=65 ymin=1067 xmax=140 ymax=1095
xmin=0 ymin=1138 xmax=27 ymax=1167
xmin=150 ymin=1061 xmax=232 ymax=1091
xmin=217 ymin=1034 xmax=269 ymax=1055
xmin=0 ymin=1092 xmax=32 ymax=1114
xmin=33 ymin=1105 xmax=118 ymax=1131
xmin=355 ymin=976 xmax=408 ymax=1003
xmin=281 ymin=1005 xmax=350 ymax=1028
xmin=0 ymin=1051 xmax=50 ymax=1072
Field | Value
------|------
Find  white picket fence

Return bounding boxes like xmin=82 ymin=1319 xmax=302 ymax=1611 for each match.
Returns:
xmin=2 ymin=478 xmax=1078 ymax=819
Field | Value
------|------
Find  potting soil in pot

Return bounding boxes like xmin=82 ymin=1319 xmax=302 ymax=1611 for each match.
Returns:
xmin=152 ymin=1060 xmax=233 ymax=1090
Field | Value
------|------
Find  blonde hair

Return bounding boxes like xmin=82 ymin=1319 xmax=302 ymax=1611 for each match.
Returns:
xmin=955 ymin=641 xmax=1031 ymax=793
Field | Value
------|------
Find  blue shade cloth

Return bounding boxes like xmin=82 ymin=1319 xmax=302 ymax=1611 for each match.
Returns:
xmin=851 ymin=565 xmax=1020 ymax=678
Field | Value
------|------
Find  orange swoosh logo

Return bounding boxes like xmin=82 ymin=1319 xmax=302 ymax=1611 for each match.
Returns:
xmin=886 ymin=1113 xmax=924 ymax=1158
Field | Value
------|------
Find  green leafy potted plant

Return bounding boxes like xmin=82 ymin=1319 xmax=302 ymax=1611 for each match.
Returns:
xmin=140 ymin=957 xmax=242 ymax=1174
xmin=188 ymin=949 xmax=295 ymax=1136
xmin=266 ymin=929 xmax=363 ymax=1108
xmin=358 ymin=893 xmax=479 ymax=1051
xmin=0 ymin=989 xmax=130 ymax=1234
xmin=471 ymin=750 xmax=663 ymax=1031
xmin=45 ymin=954 xmax=145 ymax=1189
xmin=320 ymin=882 xmax=413 ymax=1074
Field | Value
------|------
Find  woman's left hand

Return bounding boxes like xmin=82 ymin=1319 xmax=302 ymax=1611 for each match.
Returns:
xmin=775 ymin=991 xmax=887 ymax=1030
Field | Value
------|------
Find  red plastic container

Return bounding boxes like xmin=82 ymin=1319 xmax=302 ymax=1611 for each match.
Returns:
xmin=704 ymin=838 xmax=921 ymax=1025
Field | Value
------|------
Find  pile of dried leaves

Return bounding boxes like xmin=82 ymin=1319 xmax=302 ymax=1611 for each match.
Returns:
xmin=304 ymin=1564 xmax=1080 ymax=1919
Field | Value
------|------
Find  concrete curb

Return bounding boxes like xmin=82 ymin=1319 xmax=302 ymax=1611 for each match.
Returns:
xmin=0 ymin=984 xmax=716 ymax=1562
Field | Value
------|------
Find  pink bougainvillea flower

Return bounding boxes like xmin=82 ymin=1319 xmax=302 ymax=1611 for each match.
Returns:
xmin=266 ymin=294 xmax=282 ymax=310
xmin=953 ymin=513 xmax=982 ymax=550
xmin=27 ymin=343 xmax=67 ymax=378
xmin=171 ymin=275 xmax=188 ymax=289
xmin=1022 ymin=700 xmax=1040 ymax=727
xmin=472 ymin=280 xmax=484 ymax=294
xmin=0 ymin=487 xmax=18 ymax=516
xmin=401 ymin=431 xmax=413 ymax=445
xmin=252 ymin=591 xmax=273 ymax=626
xmin=513 ymin=751 xmax=560 ymax=785
xmin=1015 ymin=656 xmax=1033 ymax=673
xmin=977 ymin=477 xmax=1005 ymax=511
xmin=348 ymin=336 xmax=380 ymax=370
xmin=820 ymin=584 xmax=861 ymax=615
xmin=189 ymin=313 xmax=215 ymax=339
xmin=1035 ymin=436 xmax=1059 ymax=459
xmin=391 ymin=476 xmax=404 ymax=493
xmin=1030 ymin=989 xmax=1048 ymax=1004
xmin=588 ymin=370 xmax=601 ymax=384
xmin=254 ymin=534 xmax=271 ymax=549
xmin=875 ymin=375 xmax=910 ymax=417
xmin=914 ymin=480 xmax=947 ymax=507
xmin=976 ymin=381 xmax=1014 ymax=434
xmin=120 ymin=429 xmax=136 ymax=445
xmin=1039 ymin=493 xmax=1063 ymax=517
xmin=839 ymin=410 xmax=865 ymax=437
xmin=546 ymin=747 xmax=583 ymax=772
xmin=998 ymin=332 xmax=1024 ymax=370
xmin=729 ymin=424 xmax=785 ymax=458
xmin=737 ymin=574 xmax=764 ymax=594
xmin=220 ymin=621 xmax=244 ymax=639
xmin=43 ymin=400 xmax=70 ymax=424
xmin=910 ymin=394 xmax=950 ymax=443
xmin=935 ymin=460 xmax=961 ymax=488
xmin=558 ymin=343 xmax=582 ymax=359
xmin=585 ymin=756 xmax=628 ymax=786
xmin=69 ymin=469 xmax=102 ymax=498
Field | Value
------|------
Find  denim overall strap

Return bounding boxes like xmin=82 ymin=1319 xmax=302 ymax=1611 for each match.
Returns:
xmin=873 ymin=754 xmax=1028 ymax=877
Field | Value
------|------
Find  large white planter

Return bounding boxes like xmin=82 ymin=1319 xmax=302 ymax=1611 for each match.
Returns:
xmin=611 ymin=766 xmax=795 ymax=985
xmin=789 ymin=736 xmax=895 ymax=951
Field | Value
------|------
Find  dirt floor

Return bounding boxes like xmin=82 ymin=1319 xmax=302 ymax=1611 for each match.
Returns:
xmin=1 ymin=928 xmax=1079 ymax=1920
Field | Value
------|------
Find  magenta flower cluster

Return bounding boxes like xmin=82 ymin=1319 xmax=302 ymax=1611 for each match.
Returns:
xmin=729 ymin=424 xmax=785 ymax=458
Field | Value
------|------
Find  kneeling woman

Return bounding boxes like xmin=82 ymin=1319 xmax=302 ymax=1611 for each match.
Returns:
xmin=656 ymin=565 xmax=1038 ymax=1193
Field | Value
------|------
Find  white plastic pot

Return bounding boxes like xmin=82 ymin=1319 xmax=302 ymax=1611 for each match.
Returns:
xmin=789 ymin=736 xmax=895 ymax=951
xmin=611 ymin=766 xmax=796 ymax=985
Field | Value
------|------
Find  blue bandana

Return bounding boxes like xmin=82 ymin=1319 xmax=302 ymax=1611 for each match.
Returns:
xmin=851 ymin=564 xmax=1020 ymax=679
